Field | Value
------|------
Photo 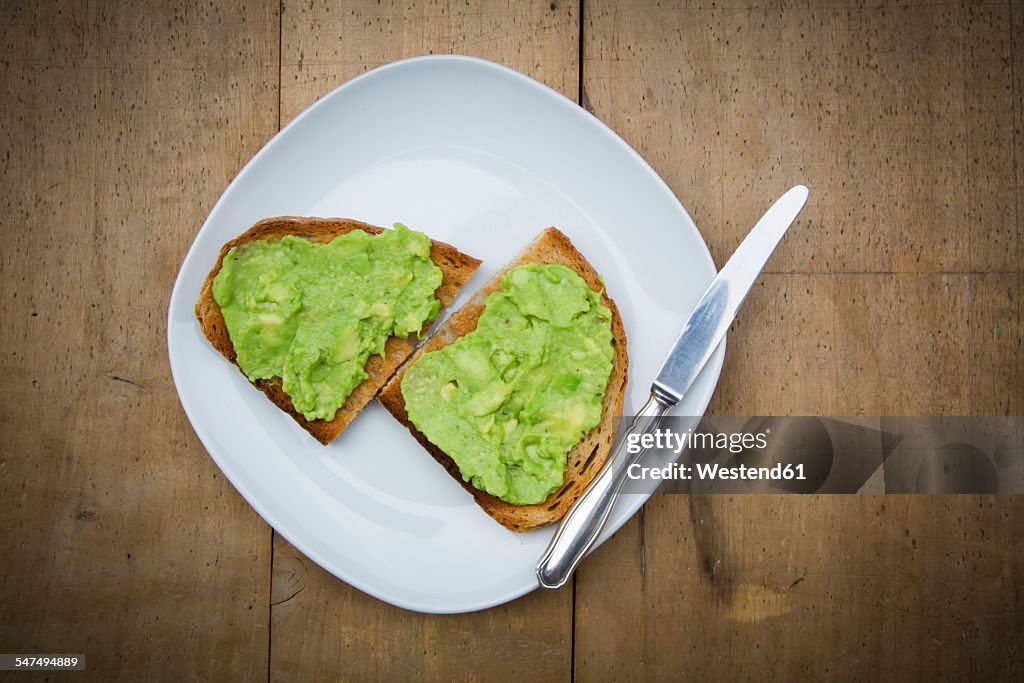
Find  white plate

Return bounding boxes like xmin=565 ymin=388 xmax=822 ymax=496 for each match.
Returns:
xmin=168 ymin=55 xmax=724 ymax=613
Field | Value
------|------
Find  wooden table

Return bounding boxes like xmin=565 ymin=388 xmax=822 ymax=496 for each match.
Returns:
xmin=2 ymin=1 xmax=1022 ymax=679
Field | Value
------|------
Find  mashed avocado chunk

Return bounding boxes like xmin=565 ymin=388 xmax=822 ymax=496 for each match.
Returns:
xmin=401 ymin=263 xmax=614 ymax=505
xmin=212 ymin=223 xmax=442 ymax=422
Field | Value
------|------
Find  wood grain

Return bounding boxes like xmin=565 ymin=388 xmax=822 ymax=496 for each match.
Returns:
xmin=0 ymin=1 xmax=279 ymax=679
xmin=578 ymin=495 xmax=1024 ymax=680
xmin=269 ymin=1 xmax=579 ymax=681
xmin=270 ymin=536 xmax=572 ymax=681
xmin=575 ymin=0 xmax=1024 ymax=680
xmin=582 ymin=1 xmax=1019 ymax=277
xmin=280 ymin=0 xmax=580 ymax=124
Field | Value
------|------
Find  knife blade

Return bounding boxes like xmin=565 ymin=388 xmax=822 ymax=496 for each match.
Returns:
xmin=536 ymin=185 xmax=809 ymax=589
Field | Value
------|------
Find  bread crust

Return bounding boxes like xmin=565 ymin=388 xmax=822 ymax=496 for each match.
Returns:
xmin=194 ymin=216 xmax=482 ymax=445
xmin=378 ymin=228 xmax=628 ymax=532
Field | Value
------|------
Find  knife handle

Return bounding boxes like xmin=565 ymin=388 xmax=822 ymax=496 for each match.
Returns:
xmin=536 ymin=391 xmax=674 ymax=589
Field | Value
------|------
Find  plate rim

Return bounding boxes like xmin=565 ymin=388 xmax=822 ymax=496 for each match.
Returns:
xmin=167 ymin=54 xmax=724 ymax=613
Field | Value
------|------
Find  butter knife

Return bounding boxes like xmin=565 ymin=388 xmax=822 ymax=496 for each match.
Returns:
xmin=536 ymin=185 xmax=809 ymax=589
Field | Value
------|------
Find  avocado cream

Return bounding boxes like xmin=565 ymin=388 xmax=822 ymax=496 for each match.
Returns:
xmin=212 ymin=223 xmax=442 ymax=422
xmin=401 ymin=263 xmax=614 ymax=505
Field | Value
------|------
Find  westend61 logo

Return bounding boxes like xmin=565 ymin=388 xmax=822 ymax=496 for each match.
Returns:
xmin=627 ymin=460 xmax=807 ymax=484
xmin=617 ymin=416 xmax=1024 ymax=495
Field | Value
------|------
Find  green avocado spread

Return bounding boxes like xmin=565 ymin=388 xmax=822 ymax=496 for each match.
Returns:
xmin=401 ymin=263 xmax=614 ymax=505
xmin=212 ymin=223 xmax=442 ymax=422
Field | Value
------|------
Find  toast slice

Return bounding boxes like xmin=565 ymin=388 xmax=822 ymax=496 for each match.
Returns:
xmin=195 ymin=216 xmax=482 ymax=445
xmin=378 ymin=228 xmax=628 ymax=532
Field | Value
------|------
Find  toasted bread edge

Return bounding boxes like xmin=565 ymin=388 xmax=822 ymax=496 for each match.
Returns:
xmin=194 ymin=216 xmax=482 ymax=445
xmin=378 ymin=227 xmax=629 ymax=532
